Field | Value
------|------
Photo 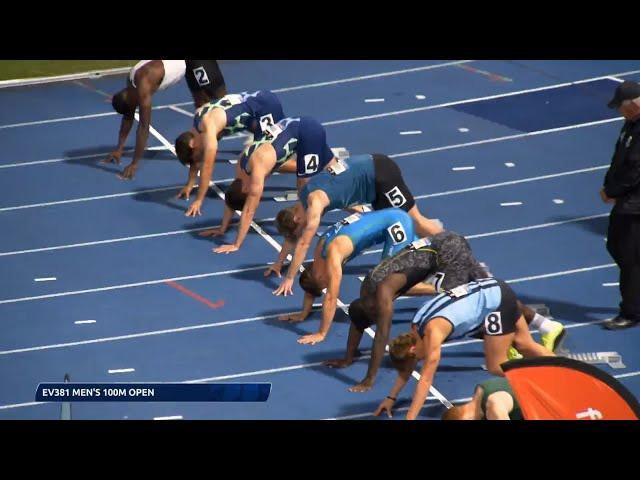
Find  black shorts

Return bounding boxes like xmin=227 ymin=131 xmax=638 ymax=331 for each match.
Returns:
xmin=185 ymin=60 xmax=227 ymax=100
xmin=371 ymin=154 xmax=416 ymax=212
xmin=484 ymin=280 xmax=519 ymax=337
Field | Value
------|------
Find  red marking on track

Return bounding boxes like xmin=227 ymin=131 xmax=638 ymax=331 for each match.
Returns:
xmin=164 ymin=280 xmax=225 ymax=309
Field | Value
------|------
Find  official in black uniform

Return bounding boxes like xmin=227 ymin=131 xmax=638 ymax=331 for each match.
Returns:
xmin=602 ymin=81 xmax=640 ymax=330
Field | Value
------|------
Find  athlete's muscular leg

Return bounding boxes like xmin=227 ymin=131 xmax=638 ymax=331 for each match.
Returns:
xmin=512 ymin=315 xmax=554 ymax=358
xmin=485 ymin=392 xmax=514 ymax=420
xmin=351 ymin=273 xmax=409 ymax=392
xmin=406 ymin=205 xmax=444 ymax=238
xmin=483 ymin=333 xmax=514 ymax=376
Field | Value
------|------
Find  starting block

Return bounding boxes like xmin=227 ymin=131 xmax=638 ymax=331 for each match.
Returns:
xmin=560 ymin=351 xmax=626 ymax=369
xmin=331 ymin=147 xmax=350 ymax=160
xmin=274 ymin=191 xmax=299 ymax=202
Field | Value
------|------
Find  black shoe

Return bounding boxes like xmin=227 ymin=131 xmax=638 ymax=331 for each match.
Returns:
xmin=603 ymin=316 xmax=639 ymax=330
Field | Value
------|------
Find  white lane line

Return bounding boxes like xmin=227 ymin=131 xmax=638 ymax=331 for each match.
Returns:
xmin=326 ymin=396 xmax=473 ymax=420
xmin=34 ymin=277 xmax=56 ymax=282
xmin=0 ymin=146 xmax=168 ymax=170
xmin=553 ymin=199 xmax=565 ymax=204
xmin=399 ymin=130 xmax=422 ymax=135
xmin=415 ymin=95 xmax=426 ymax=100
xmin=0 ymin=216 xmax=276 ymax=257
xmin=154 ymin=415 xmax=183 ymax=420
xmin=0 ymin=264 xmax=275 ymax=305
xmin=390 ymin=118 xmax=623 ymax=159
xmin=614 ymin=371 xmax=640 ymax=379
xmin=458 ymin=128 xmax=470 ymax=133
xmin=320 ymin=72 xmax=639 ymax=127
xmin=505 ymin=162 xmax=515 ymax=167
xmin=0 ymin=66 xmax=630 ymax=136
xmin=414 ymin=165 xmax=609 ymax=200
xmin=74 ymin=320 xmax=96 ymax=325
xmin=0 ymin=61 xmax=473 ymax=130
xmin=364 ymin=98 xmax=385 ymax=103
xmin=0 ymin=164 xmax=608 ymax=255
xmin=108 ymin=368 xmax=135 ymax=374
xmin=0 ymin=177 xmax=235 ymax=212
xmin=0 ymin=311 xmax=297 ymax=355
xmin=452 ymin=166 xmax=476 ymax=171
xmin=500 ymin=202 xmax=523 ymax=207
xmin=607 ymin=76 xmax=625 ymax=83
xmin=167 ymin=105 xmax=193 ymax=117
xmin=508 ymin=264 xmax=616 ymax=284
xmin=0 ymin=212 xmax=612 ymax=305
xmin=268 ymin=61 xmax=474 ymax=93
xmin=0 ymin=319 xmax=621 ymax=411
xmin=602 ymin=282 xmax=619 ymax=287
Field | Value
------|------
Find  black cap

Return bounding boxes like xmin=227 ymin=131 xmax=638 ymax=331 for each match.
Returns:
xmin=608 ymin=81 xmax=640 ymax=109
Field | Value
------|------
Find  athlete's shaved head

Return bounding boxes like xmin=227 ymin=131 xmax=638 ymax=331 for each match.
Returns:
xmin=299 ymin=269 xmax=324 ymax=297
xmin=111 ymin=88 xmax=136 ymax=116
xmin=225 ymin=179 xmax=248 ymax=211
xmin=175 ymin=131 xmax=195 ymax=166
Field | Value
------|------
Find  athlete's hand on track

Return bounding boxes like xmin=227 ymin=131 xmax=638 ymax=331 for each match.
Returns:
xmin=118 ymin=162 xmax=138 ymax=180
xmin=373 ymin=398 xmax=395 ymax=418
xmin=273 ymin=277 xmax=294 ymax=296
xmin=185 ymin=199 xmax=203 ymax=217
xmin=278 ymin=312 xmax=306 ymax=323
xmin=264 ymin=264 xmax=283 ymax=278
xmin=177 ymin=185 xmax=194 ymax=200
xmin=323 ymin=358 xmax=353 ymax=369
xmin=349 ymin=378 xmax=374 ymax=393
xmin=102 ymin=150 xmax=122 ymax=165
xmin=213 ymin=244 xmax=239 ymax=254
xmin=199 ymin=227 xmax=226 ymax=238
xmin=297 ymin=333 xmax=326 ymax=345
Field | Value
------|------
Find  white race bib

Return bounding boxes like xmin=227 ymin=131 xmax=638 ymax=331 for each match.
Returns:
xmin=329 ymin=158 xmax=348 ymax=175
xmin=410 ymin=238 xmax=431 ymax=250
xmin=449 ymin=285 xmax=469 ymax=298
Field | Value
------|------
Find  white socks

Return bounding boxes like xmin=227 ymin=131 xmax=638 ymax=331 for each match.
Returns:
xmin=530 ymin=313 xmax=556 ymax=335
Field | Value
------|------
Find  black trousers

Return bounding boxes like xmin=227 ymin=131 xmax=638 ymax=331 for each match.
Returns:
xmin=606 ymin=212 xmax=640 ymax=321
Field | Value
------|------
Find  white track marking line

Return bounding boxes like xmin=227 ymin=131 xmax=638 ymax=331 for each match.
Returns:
xmin=108 ymin=368 xmax=135 ymax=374
xmin=458 ymin=128 xmax=470 ymax=133
xmin=500 ymin=202 xmax=523 ymax=207
xmin=602 ymin=282 xmax=619 ymax=287
xmin=167 ymin=105 xmax=193 ymax=117
xmin=415 ymin=165 xmax=609 ymax=200
xmin=399 ymin=130 xmax=422 ymax=135
xmin=1 ymin=67 xmax=634 ymax=133
xmin=0 ymin=216 xmax=276 ymax=257
xmin=325 ymin=396 xmax=473 ymax=420
xmin=0 ymin=66 xmax=131 ymax=88
xmin=508 ymin=264 xmax=616 ymax=284
xmin=153 ymin=415 xmax=183 ymax=420
xmin=452 ymin=166 xmax=475 ymax=171
xmin=607 ymin=76 xmax=625 ymax=83
xmin=553 ymin=199 xmax=565 ymax=204
xmin=0 ymin=213 xmax=612 ymax=303
xmin=0 ymin=177 xmax=235 ymax=212
xmin=390 ymin=118 xmax=623 ymax=159
xmin=0 ymin=320 xmax=624 ymax=411
xmin=505 ymin=162 xmax=515 ymax=167
xmin=74 ymin=320 xmax=96 ymax=325
xmin=34 ymin=277 xmax=56 ymax=282
xmin=0 ymin=264 xmax=275 ymax=305
xmin=415 ymin=95 xmax=426 ymax=100
xmin=614 ymin=371 xmax=640 ymax=379
xmin=0 ymin=61 xmax=473 ymax=130
xmin=0 ymin=146 xmax=168 ymax=170
xmin=364 ymin=98 xmax=385 ymax=103
xmin=320 ymin=73 xmax=639 ymax=127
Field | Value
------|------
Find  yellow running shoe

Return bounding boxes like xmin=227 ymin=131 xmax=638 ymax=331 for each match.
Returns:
xmin=541 ymin=320 xmax=566 ymax=352
xmin=508 ymin=346 xmax=523 ymax=360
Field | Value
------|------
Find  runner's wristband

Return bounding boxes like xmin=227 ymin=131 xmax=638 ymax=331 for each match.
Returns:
xmin=387 ymin=396 xmax=397 ymax=401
